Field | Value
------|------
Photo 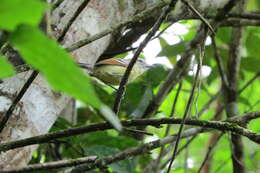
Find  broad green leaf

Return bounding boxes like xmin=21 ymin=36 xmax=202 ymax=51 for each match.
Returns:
xmin=123 ymin=83 xmax=147 ymax=116
xmin=157 ymin=41 xmax=187 ymax=58
xmin=159 ymin=37 xmax=168 ymax=48
xmin=9 ymin=25 xmax=101 ymax=108
xmin=130 ymin=85 xmax=153 ymax=118
xmin=0 ymin=55 xmax=15 ymax=78
xmin=0 ymin=0 xmax=46 ymax=31
xmin=241 ymin=57 xmax=260 ymax=72
xmin=144 ymin=64 xmax=168 ymax=87
xmin=100 ymin=105 xmax=122 ymax=131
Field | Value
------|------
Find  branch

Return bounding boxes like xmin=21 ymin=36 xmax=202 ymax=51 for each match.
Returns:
xmin=225 ymin=0 xmax=246 ymax=171
xmin=57 ymin=0 xmax=90 ymax=42
xmin=0 ymin=156 xmax=97 ymax=173
xmin=0 ymin=111 xmax=259 ymax=152
xmin=211 ymin=37 xmax=229 ymax=89
xmin=239 ymin=72 xmax=260 ymax=93
xmin=160 ymin=135 xmax=197 ymax=170
xmin=221 ymin=19 xmax=260 ymax=27
xmin=154 ymin=82 xmax=182 ymax=172
xmin=1 ymin=128 xmax=202 ymax=173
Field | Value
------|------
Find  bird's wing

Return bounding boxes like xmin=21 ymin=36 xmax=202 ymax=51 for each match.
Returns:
xmin=95 ymin=58 xmax=127 ymax=67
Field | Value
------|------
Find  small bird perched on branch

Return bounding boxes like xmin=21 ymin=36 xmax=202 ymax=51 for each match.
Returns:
xmin=79 ymin=58 xmax=151 ymax=85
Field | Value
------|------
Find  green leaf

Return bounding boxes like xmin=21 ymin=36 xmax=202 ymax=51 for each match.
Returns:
xmin=159 ymin=37 xmax=168 ymax=48
xmin=246 ymin=29 xmax=260 ymax=57
xmin=216 ymin=27 xmax=232 ymax=45
xmin=241 ymin=57 xmax=260 ymax=72
xmin=82 ymin=131 xmax=139 ymax=149
xmin=9 ymin=25 xmax=101 ymax=108
xmin=100 ymin=105 xmax=122 ymax=131
xmin=0 ymin=55 xmax=15 ymax=78
xmin=85 ymin=145 xmax=136 ymax=173
xmin=130 ymin=85 xmax=153 ymax=118
xmin=144 ymin=64 xmax=169 ymax=87
xmin=157 ymin=42 xmax=187 ymax=58
xmin=0 ymin=0 xmax=46 ymax=31
xmin=123 ymin=83 xmax=147 ymax=115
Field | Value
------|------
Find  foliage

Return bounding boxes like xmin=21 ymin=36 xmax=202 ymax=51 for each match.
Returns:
xmin=0 ymin=0 xmax=260 ymax=173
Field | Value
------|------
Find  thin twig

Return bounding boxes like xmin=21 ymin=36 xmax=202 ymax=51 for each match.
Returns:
xmin=154 ymin=82 xmax=182 ymax=172
xmin=211 ymin=36 xmax=229 ymax=88
xmin=160 ymin=135 xmax=197 ymax=170
xmin=1 ymin=156 xmax=97 ymax=173
xmin=166 ymin=34 xmax=204 ymax=172
xmin=213 ymin=157 xmax=230 ymax=173
xmin=181 ymin=0 xmax=215 ymax=34
xmin=239 ymin=72 xmax=260 ymax=93
xmin=57 ymin=0 xmax=90 ymax=42
xmin=113 ymin=0 xmax=178 ymax=114
xmin=0 ymin=71 xmax=39 ymax=133
xmin=152 ymin=21 xmax=176 ymax=40
xmin=194 ymin=39 xmax=204 ymax=118
xmin=197 ymin=133 xmax=223 ymax=173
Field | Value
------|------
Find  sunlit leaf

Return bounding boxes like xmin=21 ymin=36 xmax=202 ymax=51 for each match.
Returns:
xmin=0 ymin=0 xmax=46 ymax=31
xmin=10 ymin=25 xmax=101 ymax=108
xmin=157 ymin=41 xmax=187 ymax=58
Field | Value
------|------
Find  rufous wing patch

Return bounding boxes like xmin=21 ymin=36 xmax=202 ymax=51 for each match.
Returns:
xmin=95 ymin=58 xmax=127 ymax=67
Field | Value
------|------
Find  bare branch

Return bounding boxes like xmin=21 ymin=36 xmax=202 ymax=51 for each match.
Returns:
xmin=0 ymin=111 xmax=259 ymax=152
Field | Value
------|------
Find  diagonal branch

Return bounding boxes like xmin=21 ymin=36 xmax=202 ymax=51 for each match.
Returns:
xmin=0 ymin=71 xmax=39 ymax=133
xmin=57 ymin=0 xmax=90 ymax=42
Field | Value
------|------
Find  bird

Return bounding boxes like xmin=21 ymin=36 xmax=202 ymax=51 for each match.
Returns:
xmin=91 ymin=58 xmax=150 ymax=85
